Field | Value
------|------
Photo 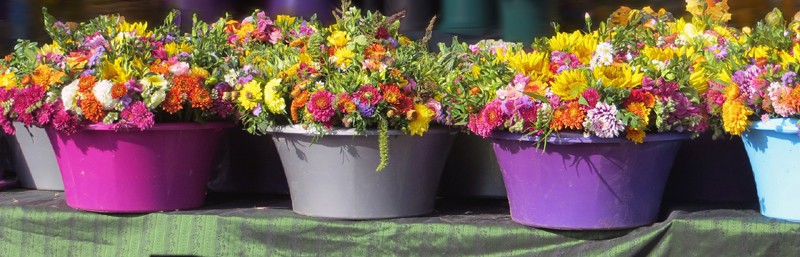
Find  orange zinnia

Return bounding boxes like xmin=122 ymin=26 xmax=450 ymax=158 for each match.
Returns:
xmin=549 ymin=101 xmax=586 ymax=131
xmin=80 ymin=95 xmax=106 ymax=123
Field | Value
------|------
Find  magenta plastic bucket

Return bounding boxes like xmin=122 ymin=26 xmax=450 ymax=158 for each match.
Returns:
xmin=46 ymin=122 xmax=230 ymax=213
xmin=490 ymin=132 xmax=689 ymax=230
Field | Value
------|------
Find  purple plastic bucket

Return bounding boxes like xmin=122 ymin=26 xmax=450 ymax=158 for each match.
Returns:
xmin=490 ymin=132 xmax=689 ymax=230
xmin=46 ymin=122 xmax=230 ymax=213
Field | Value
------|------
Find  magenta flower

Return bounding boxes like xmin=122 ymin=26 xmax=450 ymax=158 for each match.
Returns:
xmin=116 ymin=101 xmax=155 ymax=131
xmin=307 ymin=90 xmax=336 ymax=123
xmin=354 ymin=85 xmax=382 ymax=106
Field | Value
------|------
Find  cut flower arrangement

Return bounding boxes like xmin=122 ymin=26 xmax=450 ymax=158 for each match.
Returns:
xmin=453 ymin=6 xmax=717 ymax=143
xmin=713 ymin=8 xmax=800 ymax=136
xmin=227 ymin=1 xmax=441 ymax=170
xmin=0 ymin=9 xmax=237 ymax=135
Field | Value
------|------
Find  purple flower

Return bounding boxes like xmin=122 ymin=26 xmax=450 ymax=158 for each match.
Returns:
xmin=782 ymin=71 xmax=796 ymax=85
xmin=707 ymin=45 xmax=728 ymax=59
xmin=584 ymin=102 xmax=624 ymax=138
xmin=403 ymin=78 xmax=417 ymax=92
xmin=83 ymin=32 xmax=108 ymax=50
xmin=252 ymin=104 xmax=263 ymax=116
xmin=238 ymin=74 xmax=254 ymax=84
xmin=356 ymin=101 xmax=375 ymax=117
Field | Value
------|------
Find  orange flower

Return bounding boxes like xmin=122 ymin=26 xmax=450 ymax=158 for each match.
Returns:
xmin=549 ymin=101 xmax=585 ymax=131
xmin=788 ymin=86 xmax=800 ymax=112
xmin=149 ymin=61 xmax=169 ymax=76
xmin=381 ymin=84 xmax=401 ymax=104
xmin=625 ymin=128 xmax=645 ymax=144
xmin=172 ymin=74 xmax=200 ymax=94
xmin=365 ymin=43 xmax=387 ymax=60
xmin=290 ymin=86 xmax=310 ymax=123
xmin=80 ymin=95 xmax=105 ymax=123
xmin=190 ymin=88 xmax=212 ymax=109
xmin=111 ymin=83 xmax=128 ymax=99
xmin=625 ymin=102 xmax=651 ymax=127
xmin=162 ymin=92 xmax=184 ymax=114
xmin=32 ymin=65 xmax=65 ymax=90
xmin=336 ymin=95 xmax=357 ymax=113
xmin=78 ymin=75 xmax=97 ymax=94
xmin=469 ymin=87 xmax=481 ymax=96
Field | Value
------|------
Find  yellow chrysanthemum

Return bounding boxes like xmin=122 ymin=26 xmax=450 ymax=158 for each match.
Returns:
xmin=165 ymin=42 xmax=193 ymax=57
xmin=263 ymin=78 xmax=286 ymax=114
xmin=327 ymin=31 xmax=350 ymax=48
xmin=333 ymin=47 xmax=355 ymax=69
xmin=0 ymin=70 xmax=17 ymax=89
xmin=722 ymin=100 xmax=752 ymax=136
xmin=625 ymin=128 xmax=646 ymax=144
xmin=592 ymin=63 xmax=643 ymax=89
xmin=551 ymin=69 xmax=588 ymax=100
xmin=236 ymin=22 xmax=255 ymax=41
xmin=507 ymin=50 xmax=550 ymax=77
xmin=408 ymin=103 xmax=434 ymax=136
xmin=238 ymin=80 xmax=263 ymax=111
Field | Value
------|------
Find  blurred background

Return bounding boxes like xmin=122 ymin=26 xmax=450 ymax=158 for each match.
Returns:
xmin=0 ymin=0 xmax=797 ymax=54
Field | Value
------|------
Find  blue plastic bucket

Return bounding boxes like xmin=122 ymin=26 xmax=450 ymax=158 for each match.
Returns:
xmin=742 ymin=118 xmax=800 ymax=221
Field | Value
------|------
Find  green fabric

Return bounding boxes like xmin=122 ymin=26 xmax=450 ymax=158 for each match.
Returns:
xmin=0 ymin=190 xmax=798 ymax=257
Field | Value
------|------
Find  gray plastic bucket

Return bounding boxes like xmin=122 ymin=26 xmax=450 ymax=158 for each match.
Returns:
xmin=270 ymin=125 xmax=455 ymax=219
xmin=9 ymin=123 xmax=63 ymax=190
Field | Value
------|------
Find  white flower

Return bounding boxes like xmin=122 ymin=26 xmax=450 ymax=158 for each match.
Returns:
xmin=92 ymin=80 xmax=118 ymax=110
xmin=146 ymin=89 xmax=166 ymax=109
xmin=60 ymin=80 xmax=80 ymax=111
xmin=584 ymin=102 xmax=624 ymax=138
xmin=224 ymin=69 xmax=238 ymax=86
xmin=590 ymin=42 xmax=614 ymax=69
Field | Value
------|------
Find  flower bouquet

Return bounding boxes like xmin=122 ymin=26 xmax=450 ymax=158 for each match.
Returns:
xmin=449 ymin=7 xmax=706 ymax=229
xmin=227 ymin=2 xmax=453 ymax=219
xmin=6 ymin=9 xmax=237 ymax=212
xmin=709 ymin=8 xmax=800 ymax=221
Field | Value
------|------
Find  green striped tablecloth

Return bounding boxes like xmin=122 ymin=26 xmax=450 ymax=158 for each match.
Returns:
xmin=0 ymin=190 xmax=797 ymax=257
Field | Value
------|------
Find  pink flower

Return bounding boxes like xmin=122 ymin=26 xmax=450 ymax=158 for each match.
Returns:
xmin=52 ymin=109 xmax=79 ymax=135
xmin=581 ymin=88 xmax=600 ymax=108
xmin=116 ymin=101 xmax=155 ymax=131
xmin=467 ymin=100 xmax=504 ymax=137
xmin=353 ymin=85 xmax=382 ymax=106
xmin=307 ymin=90 xmax=336 ymax=123
xmin=169 ymin=62 xmax=190 ymax=76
